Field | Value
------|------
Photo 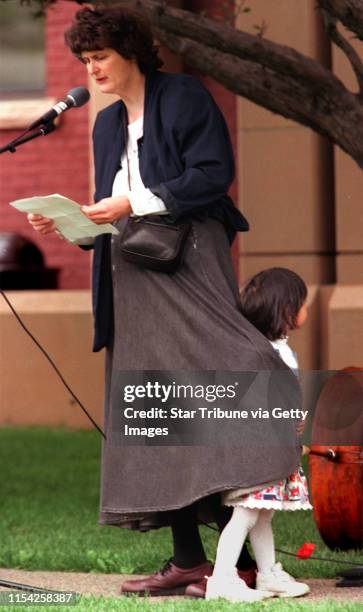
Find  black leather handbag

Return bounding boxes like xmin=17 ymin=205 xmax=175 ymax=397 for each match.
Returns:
xmin=119 ymin=114 xmax=191 ymax=272
xmin=120 ymin=215 xmax=191 ymax=272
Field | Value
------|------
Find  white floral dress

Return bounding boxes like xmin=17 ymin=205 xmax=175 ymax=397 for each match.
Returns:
xmin=224 ymin=337 xmax=312 ymax=511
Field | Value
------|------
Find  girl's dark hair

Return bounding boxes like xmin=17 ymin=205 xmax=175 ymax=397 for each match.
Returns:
xmin=64 ymin=6 xmax=163 ymax=73
xmin=240 ymin=267 xmax=307 ymax=340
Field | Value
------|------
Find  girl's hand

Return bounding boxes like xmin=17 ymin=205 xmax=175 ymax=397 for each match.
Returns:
xmin=81 ymin=196 xmax=132 ymax=224
xmin=27 ymin=214 xmax=56 ymax=235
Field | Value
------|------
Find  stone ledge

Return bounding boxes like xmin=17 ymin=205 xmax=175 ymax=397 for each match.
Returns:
xmin=329 ymin=285 xmax=363 ymax=309
xmin=0 ymin=290 xmax=92 ymax=314
xmin=321 ymin=285 xmax=363 ymax=369
xmin=0 ymin=292 xmax=104 ymax=428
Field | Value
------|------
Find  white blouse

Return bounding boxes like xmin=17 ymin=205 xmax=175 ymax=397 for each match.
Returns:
xmin=112 ymin=116 xmax=167 ymax=216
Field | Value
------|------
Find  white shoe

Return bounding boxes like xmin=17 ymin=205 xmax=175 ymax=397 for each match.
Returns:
xmin=206 ymin=571 xmax=274 ymax=603
xmin=256 ymin=562 xmax=310 ymax=598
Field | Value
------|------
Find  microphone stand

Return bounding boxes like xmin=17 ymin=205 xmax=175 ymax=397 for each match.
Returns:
xmin=0 ymin=578 xmax=66 ymax=594
xmin=0 ymin=122 xmax=56 ymax=155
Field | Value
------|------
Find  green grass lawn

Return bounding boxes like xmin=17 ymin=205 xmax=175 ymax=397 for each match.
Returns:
xmin=0 ymin=427 xmax=361 ymax=580
xmin=0 ymin=597 xmax=361 ymax=612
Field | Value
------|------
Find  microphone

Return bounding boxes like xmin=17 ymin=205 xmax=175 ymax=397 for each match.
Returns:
xmin=29 ymin=87 xmax=90 ymax=129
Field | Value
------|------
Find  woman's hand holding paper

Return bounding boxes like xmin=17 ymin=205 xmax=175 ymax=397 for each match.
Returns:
xmin=81 ymin=196 xmax=132 ymax=224
xmin=27 ymin=214 xmax=56 ymax=235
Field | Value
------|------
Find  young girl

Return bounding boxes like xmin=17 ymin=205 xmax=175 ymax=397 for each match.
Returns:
xmin=206 ymin=267 xmax=311 ymax=603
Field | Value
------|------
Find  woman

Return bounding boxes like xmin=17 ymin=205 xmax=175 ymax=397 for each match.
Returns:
xmin=28 ymin=6 xmax=301 ymax=598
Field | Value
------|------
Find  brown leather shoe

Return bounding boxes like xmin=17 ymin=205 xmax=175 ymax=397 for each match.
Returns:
xmin=185 ymin=564 xmax=257 ymax=598
xmin=120 ymin=559 xmax=214 ymax=596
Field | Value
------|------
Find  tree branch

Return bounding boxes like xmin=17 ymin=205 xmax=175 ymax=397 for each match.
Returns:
xmin=156 ymin=30 xmax=363 ymax=168
xmin=128 ymin=0 xmax=346 ymax=96
xmin=323 ymin=11 xmax=363 ymax=96
xmin=317 ymin=0 xmax=363 ymax=40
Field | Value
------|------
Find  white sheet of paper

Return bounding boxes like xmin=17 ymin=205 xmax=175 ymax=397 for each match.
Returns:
xmin=10 ymin=194 xmax=119 ymax=243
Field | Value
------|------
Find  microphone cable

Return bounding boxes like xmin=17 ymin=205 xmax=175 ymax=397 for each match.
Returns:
xmin=1 ymin=288 xmax=362 ymax=589
xmin=0 ymin=289 xmax=106 ymax=439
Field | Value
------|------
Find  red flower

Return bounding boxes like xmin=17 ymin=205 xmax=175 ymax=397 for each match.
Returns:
xmin=296 ymin=543 xmax=315 ymax=559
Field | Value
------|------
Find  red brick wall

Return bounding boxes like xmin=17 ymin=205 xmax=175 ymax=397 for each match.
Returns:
xmin=0 ymin=3 xmax=91 ymax=288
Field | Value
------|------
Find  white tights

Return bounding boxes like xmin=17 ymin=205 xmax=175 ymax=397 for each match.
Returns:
xmin=213 ymin=507 xmax=275 ymax=577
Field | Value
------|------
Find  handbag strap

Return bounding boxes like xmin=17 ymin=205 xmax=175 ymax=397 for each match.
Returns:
xmin=121 ymin=110 xmax=132 ymax=192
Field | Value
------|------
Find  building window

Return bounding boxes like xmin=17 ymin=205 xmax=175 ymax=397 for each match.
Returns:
xmin=0 ymin=0 xmax=45 ymax=98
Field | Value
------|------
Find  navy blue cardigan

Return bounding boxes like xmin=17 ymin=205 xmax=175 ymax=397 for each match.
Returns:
xmin=90 ymin=70 xmax=249 ymax=351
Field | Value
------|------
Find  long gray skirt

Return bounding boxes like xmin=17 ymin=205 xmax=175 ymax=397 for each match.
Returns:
xmin=100 ymin=217 xmax=301 ymax=529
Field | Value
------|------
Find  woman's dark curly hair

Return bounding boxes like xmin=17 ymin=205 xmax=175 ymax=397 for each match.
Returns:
xmin=64 ymin=6 xmax=163 ymax=73
xmin=240 ymin=267 xmax=307 ymax=341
